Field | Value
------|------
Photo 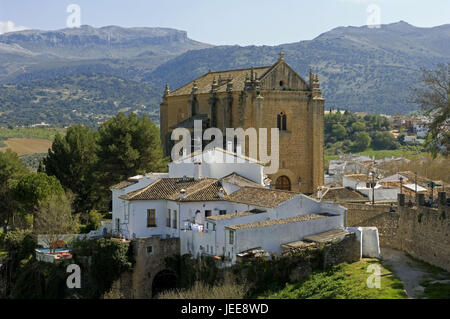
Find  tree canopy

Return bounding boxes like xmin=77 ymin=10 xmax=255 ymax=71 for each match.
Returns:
xmin=44 ymin=124 xmax=99 ymax=213
xmin=97 ymin=113 xmax=167 ymax=187
xmin=412 ymin=63 xmax=449 ymax=157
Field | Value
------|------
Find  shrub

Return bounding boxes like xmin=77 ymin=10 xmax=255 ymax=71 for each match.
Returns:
xmin=3 ymin=229 xmax=37 ymax=261
xmin=158 ymin=280 xmax=247 ymax=299
xmin=72 ymin=238 xmax=133 ymax=298
xmin=85 ymin=210 xmax=102 ymax=232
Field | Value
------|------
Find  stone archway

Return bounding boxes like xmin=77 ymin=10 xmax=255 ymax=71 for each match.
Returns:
xmin=151 ymin=269 xmax=177 ymax=298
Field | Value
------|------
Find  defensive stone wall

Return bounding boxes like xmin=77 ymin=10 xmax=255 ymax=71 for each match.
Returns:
xmin=343 ymin=192 xmax=450 ymax=271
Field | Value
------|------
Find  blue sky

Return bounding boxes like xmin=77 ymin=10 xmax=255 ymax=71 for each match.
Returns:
xmin=0 ymin=0 xmax=449 ymax=45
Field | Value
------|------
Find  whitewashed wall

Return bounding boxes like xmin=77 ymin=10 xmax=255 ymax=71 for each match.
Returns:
xmin=225 ymin=215 xmax=344 ymax=264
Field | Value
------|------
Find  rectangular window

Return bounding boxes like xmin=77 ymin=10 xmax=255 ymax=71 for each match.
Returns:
xmin=173 ymin=210 xmax=178 ymax=229
xmin=219 ymin=210 xmax=227 ymax=215
xmin=229 ymin=230 xmax=234 ymax=245
xmin=147 ymin=246 xmax=153 ymax=255
xmin=147 ymin=209 xmax=156 ymax=227
xmin=205 ymin=210 xmax=212 ymax=217
xmin=167 ymin=209 xmax=171 ymax=227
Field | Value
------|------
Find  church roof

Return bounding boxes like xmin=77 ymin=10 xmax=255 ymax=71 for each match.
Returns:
xmin=170 ymin=65 xmax=273 ymax=96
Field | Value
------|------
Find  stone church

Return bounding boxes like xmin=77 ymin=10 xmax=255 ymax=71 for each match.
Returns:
xmin=160 ymin=53 xmax=324 ymax=194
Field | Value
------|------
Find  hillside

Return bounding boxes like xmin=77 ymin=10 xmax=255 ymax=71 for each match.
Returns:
xmin=147 ymin=21 xmax=450 ymax=115
xmin=0 ymin=25 xmax=212 ymax=83
xmin=0 ymin=73 xmax=161 ymax=126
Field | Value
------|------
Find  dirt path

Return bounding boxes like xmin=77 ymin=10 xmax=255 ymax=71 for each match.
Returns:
xmin=381 ymin=247 xmax=429 ymax=298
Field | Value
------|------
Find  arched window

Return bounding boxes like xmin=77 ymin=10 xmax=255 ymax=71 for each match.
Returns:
xmin=275 ymin=176 xmax=291 ymax=191
xmin=277 ymin=112 xmax=287 ymax=131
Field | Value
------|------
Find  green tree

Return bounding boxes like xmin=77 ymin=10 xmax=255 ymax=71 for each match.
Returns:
xmin=351 ymin=132 xmax=371 ymax=152
xmin=331 ymin=123 xmax=347 ymax=140
xmin=371 ymin=132 xmax=399 ymax=150
xmin=351 ymin=121 xmax=366 ymax=132
xmin=43 ymin=125 xmax=99 ymax=214
xmin=412 ymin=63 xmax=449 ymax=157
xmin=97 ymin=113 xmax=167 ymax=189
xmin=34 ymin=195 xmax=78 ymax=252
xmin=12 ymin=173 xmax=65 ymax=229
xmin=0 ymin=150 xmax=28 ymax=235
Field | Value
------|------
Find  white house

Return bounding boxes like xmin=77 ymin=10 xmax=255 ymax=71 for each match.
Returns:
xmin=343 ymin=174 xmax=399 ymax=203
xmin=111 ymin=147 xmax=347 ymax=265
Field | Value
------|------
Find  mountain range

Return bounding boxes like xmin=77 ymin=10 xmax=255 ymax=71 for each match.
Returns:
xmin=0 ymin=21 xmax=449 ymax=126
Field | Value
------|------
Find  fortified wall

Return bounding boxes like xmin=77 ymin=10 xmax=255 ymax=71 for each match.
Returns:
xmin=344 ymin=192 xmax=450 ymax=272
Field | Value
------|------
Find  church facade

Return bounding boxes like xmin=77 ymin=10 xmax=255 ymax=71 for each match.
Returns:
xmin=160 ymin=53 xmax=324 ymax=194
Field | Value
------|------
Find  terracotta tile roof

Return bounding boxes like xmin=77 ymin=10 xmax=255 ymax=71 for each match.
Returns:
xmin=120 ymin=177 xmax=226 ymax=202
xmin=221 ymin=172 xmax=263 ymax=188
xmin=344 ymin=174 xmax=370 ymax=182
xmin=223 ymin=186 xmax=298 ymax=208
xmin=226 ymin=214 xmax=325 ymax=230
xmin=321 ymin=187 xmax=368 ymax=201
xmin=207 ymin=211 xmax=254 ymax=221
xmin=170 ymin=66 xmax=273 ymax=96
xmin=111 ymin=180 xmax=138 ymax=190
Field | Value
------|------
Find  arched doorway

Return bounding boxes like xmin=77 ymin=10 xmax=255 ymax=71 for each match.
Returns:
xmin=275 ymin=176 xmax=291 ymax=191
xmin=152 ymin=269 xmax=177 ymax=298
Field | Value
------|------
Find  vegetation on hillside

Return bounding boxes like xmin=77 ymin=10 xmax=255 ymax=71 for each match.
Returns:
xmin=324 ymin=110 xmax=424 ymax=157
xmin=0 ymin=73 xmax=161 ymax=126
xmin=261 ymin=259 xmax=407 ymax=299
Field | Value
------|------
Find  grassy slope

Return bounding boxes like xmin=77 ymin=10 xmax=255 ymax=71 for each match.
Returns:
xmin=260 ymin=259 xmax=407 ymax=299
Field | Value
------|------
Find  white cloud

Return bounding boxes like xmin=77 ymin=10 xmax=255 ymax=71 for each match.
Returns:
xmin=0 ymin=21 xmax=28 ymax=35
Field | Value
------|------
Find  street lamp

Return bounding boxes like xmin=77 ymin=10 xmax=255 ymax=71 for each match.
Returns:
xmin=369 ymin=171 xmax=376 ymax=206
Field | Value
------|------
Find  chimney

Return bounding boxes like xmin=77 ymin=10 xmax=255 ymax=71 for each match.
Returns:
xmin=180 ymin=189 xmax=186 ymax=199
xmin=317 ymin=187 xmax=323 ymax=200
xmin=194 ymin=161 xmax=202 ymax=181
